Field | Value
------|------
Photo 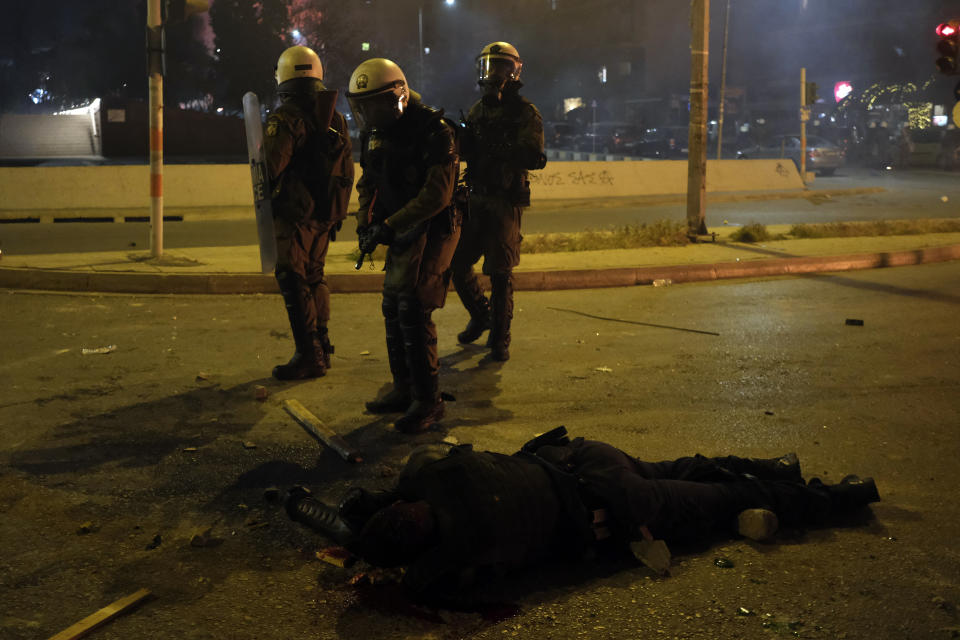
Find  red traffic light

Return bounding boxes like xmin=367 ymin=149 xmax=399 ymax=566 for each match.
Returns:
xmin=938 ymin=23 xmax=958 ymax=38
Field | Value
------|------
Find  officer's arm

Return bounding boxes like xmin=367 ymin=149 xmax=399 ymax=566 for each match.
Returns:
xmin=516 ymin=104 xmax=547 ymax=170
xmin=384 ymin=126 xmax=457 ymax=234
xmin=263 ymin=113 xmax=304 ymax=180
xmin=355 ymin=139 xmax=374 ymax=229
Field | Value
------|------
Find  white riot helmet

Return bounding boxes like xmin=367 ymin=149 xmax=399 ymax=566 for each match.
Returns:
xmin=476 ymin=41 xmax=523 ymax=85
xmin=346 ymin=58 xmax=409 ymax=131
xmin=275 ymin=46 xmax=323 ymax=85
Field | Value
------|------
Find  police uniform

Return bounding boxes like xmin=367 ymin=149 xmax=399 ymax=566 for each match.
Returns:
xmin=264 ymin=47 xmax=354 ymax=380
xmin=451 ymin=47 xmax=546 ymax=362
xmin=354 ymin=92 xmax=462 ymax=433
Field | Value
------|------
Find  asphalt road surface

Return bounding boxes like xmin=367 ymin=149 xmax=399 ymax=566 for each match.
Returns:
xmin=2 ymin=168 xmax=959 ymax=256
xmin=2 ymin=261 xmax=959 ymax=639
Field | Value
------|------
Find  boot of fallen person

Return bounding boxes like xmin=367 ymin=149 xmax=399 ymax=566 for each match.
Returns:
xmin=285 ymin=486 xmax=356 ymax=546
xmin=737 ymin=508 xmax=779 ymax=542
xmin=826 ymin=475 xmax=881 ymax=511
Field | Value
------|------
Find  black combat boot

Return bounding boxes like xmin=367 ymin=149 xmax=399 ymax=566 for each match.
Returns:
xmin=273 ymin=273 xmax=326 ymax=380
xmin=365 ymin=296 xmax=412 ymax=413
xmin=454 ymin=273 xmax=491 ymax=344
xmin=487 ymin=273 xmax=513 ymax=361
xmin=826 ymin=475 xmax=880 ymax=511
xmin=285 ymin=486 xmax=357 ymax=546
xmin=318 ymin=326 xmax=334 ymax=370
xmin=394 ymin=295 xmax=444 ymax=434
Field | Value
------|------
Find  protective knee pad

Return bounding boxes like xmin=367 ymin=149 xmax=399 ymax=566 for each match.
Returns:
xmin=381 ymin=295 xmax=400 ymax=322
xmin=397 ymin=294 xmax=426 ymax=327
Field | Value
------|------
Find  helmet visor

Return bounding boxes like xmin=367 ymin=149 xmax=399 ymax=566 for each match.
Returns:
xmin=477 ymin=56 xmax=521 ymax=84
xmin=348 ymin=87 xmax=405 ymax=131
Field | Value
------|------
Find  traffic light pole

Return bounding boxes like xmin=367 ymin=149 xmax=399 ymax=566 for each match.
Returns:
xmin=686 ymin=0 xmax=710 ymax=238
xmin=800 ymin=67 xmax=807 ymax=186
xmin=147 ymin=0 xmax=164 ymax=258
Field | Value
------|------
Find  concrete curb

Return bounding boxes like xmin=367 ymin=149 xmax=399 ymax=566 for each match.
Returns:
xmin=2 ymin=244 xmax=959 ymax=295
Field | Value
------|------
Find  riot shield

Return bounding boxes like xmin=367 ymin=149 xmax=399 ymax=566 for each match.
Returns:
xmin=242 ymin=91 xmax=278 ymax=274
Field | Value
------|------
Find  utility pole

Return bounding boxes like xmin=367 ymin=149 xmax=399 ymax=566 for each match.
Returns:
xmin=686 ymin=0 xmax=710 ymax=238
xmin=716 ymin=0 xmax=730 ymax=159
xmin=147 ymin=0 xmax=165 ymax=258
xmin=800 ymin=66 xmax=808 ymax=185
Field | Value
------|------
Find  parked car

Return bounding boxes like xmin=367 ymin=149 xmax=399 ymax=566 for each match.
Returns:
xmin=544 ymin=121 xmax=578 ymax=149
xmin=735 ymin=134 xmax=844 ymax=175
xmin=634 ymin=126 xmax=689 ymax=159
xmin=574 ymin=121 xmax=642 ymax=154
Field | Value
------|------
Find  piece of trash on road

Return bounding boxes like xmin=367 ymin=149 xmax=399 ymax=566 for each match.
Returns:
xmin=81 ymin=345 xmax=116 ymax=355
xmin=196 ymin=372 xmax=210 ymax=381
xmin=652 ymin=278 xmax=672 ymax=287
xmin=594 ymin=366 xmax=613 ymax=373
xmin=254 ymin=385 xmax=269 ymax=401
xmin=316 ymin=546 xmax=356 ymax=568
xmin=360 ymin=350 xmax=371 ymax=356
xmin=737 ymin=607 xmax=755 ymax=616
xmin=845 ymin=318 xmax=864 ymax=326
xmin=714 ymin=557 xmax=735 ymax=569
xmin=243 ymin=441 xmax=257 ymax=450
xmin=183 ymin=446 xmax=198 ymax=452
xmin=76 ymin=521 xmax=99 ymax=535
xmin=442 ymin=435 xmax=460 ymax=445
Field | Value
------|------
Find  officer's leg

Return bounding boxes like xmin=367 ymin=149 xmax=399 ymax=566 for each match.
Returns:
xmin=394 ymin=293 xmax=444 ymax=433
xmin=450 ymin=207 xmax=490 ymax=344
xmin=485 ymin=201 xmax=522 ymax=361
xmin=272 ymin=221 xmax=326 ymax=380
xmin=305 ymin=223 xmax=334 ymax=369
xmin=364 ymin=292 xmax=412 ymax=413
xmin=487 ymin=271 xmax=514 ymax=361
xmin=631 ymin=453 xmax=802 ymax=484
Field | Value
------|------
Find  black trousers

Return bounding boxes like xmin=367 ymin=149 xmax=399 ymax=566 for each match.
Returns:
xmin=539 ymin=440 xmax=830 ymax=543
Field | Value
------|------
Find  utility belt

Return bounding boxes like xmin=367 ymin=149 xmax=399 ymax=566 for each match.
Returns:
xmin=468 ymin=182 xmax=531 ymax=207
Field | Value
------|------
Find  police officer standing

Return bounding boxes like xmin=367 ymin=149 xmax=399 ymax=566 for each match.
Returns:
xmin=265 ymin=46 xmax=354 ymax=380
xmin=347 ymin=58 xmax=461 ymax=433
xmin=451 ymin=42 xmax=547 ymax=362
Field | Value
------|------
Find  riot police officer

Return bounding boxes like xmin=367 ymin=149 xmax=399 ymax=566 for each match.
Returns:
xmin=265 ymin=45 xmax=354 ymax=380
xmin=347 ymin=58 xmax=462 ymax=433
xmin=451 ymin=42 xmax=547 ymax=361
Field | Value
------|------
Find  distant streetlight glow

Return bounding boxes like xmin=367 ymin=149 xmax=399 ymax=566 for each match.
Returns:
xmin=445 ymin=0 xmax=455 ymax=5
xmin=361 ymin=42 xmax=370 ymax=51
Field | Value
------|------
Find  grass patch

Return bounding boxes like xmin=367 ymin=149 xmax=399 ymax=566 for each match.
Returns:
xmin=789 ymin=218 xmax=960 ymax=238
xmin=729 ymin=223 xmax=783 ymax=243
xmin=522 ymin=220 xmax=690 ymax=253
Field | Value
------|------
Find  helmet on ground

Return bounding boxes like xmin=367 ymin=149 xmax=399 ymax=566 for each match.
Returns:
xmin=346 ymin=58 xmax=409 ymax=131
xmin=476 ymin=41 xmax=523 ymax=85
xmin=275 ymin=46 xmax=323 ymax=85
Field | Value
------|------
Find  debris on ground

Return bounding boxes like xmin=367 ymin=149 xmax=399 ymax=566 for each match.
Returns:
xmin=182 ymin=447 xmax=198 ymax=452
xmin=47 ymin=588 xmax=152 ymax=640
xmin=594 ymin=366 xmax=613 ymax=373
xmin=254 ymin=385 xmax=269 ymax=401
xmin=316 ymin=546 xmax=356 ymax=568
xmin=81 ymin=345 xmax=116 ymax=355
xmin=845 ymin=318 xmax=865 ymax=326
xmin=737 ymin=607 xmax=755 ymax=616
xmin=195 ymin=372 xmax=210 ymax=381
xmin=349 ymin=567 xmax=404 ymax=585
xmin=190 ymin=527 xmax=223 ymax=548
xmin=243 ymin=441 xmax=257 ymax=450
xmin=76 ymin=521 xmax=99 ymax=535
xmin=652 ymin=278 xmax=673 ymax=287
xmin=360 ymin=350 xmax=371 ymax=356
xmin=714 ymin=557 xmax=735 ymax=569
xmin=442 ymin=435 xmax=460 ymax=445
xmin=283 ymin=398 xmax=362 ymax=463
